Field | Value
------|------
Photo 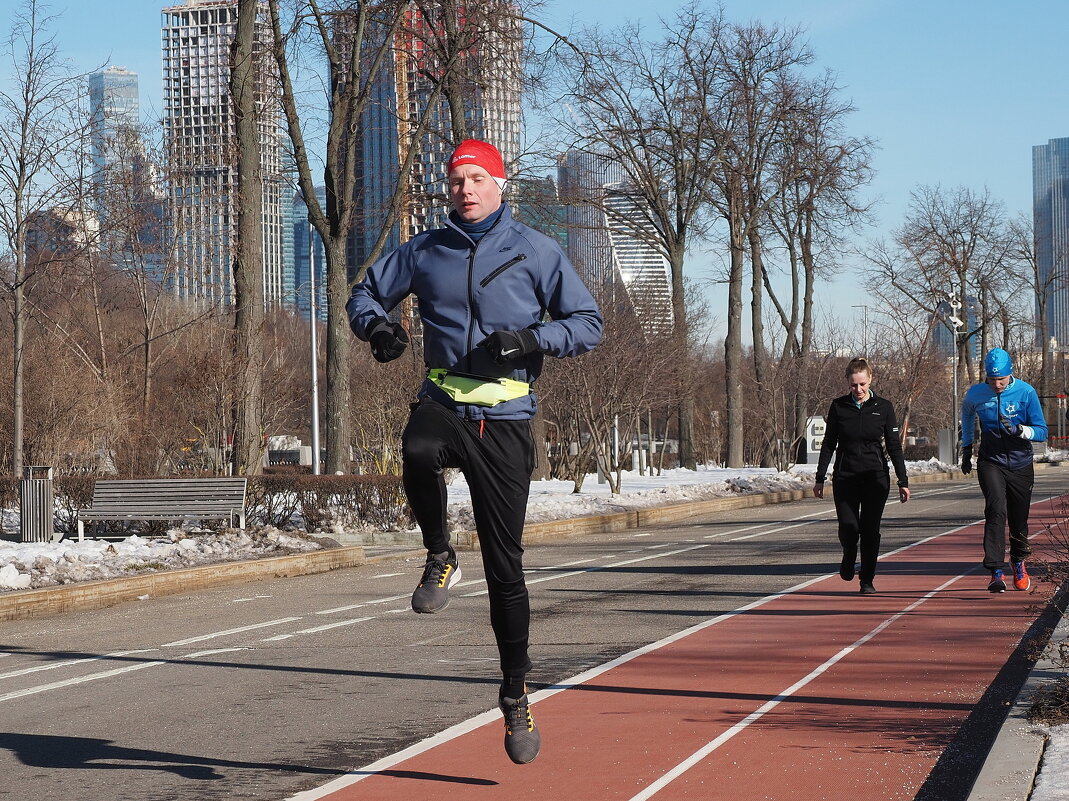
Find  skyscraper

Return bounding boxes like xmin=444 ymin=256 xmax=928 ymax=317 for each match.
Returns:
xmin=161 ymin=0 xmax=286 ymax=307
xmin=292 ymin=186 xmax=327 ymax=324
xmin=395 ymin=2 xmax=522 ymax=237
xmin=87 ymin=67 xmax=140 ymax=205
xmin=1034 ymin=137 xmax=1069 ymax=345
xmin=558 ymin=149 xmax=673 ymax=336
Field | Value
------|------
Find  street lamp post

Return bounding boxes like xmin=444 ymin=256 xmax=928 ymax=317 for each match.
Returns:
xmin=307 ymin=226 xmax=321 ymax=475
xmin=944 ymin=293 xmax=965 ymax=462
xmin=852 ymin=304 xmax=869 ymax=356
xmin=291 ymin=179 xmax=321 ymax=476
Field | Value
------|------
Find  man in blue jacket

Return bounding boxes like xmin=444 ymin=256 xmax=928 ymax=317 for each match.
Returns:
xmin=960 ymin=348 xmax=1047 ymax=593
xmin=347 ymin=139 xmax=603 ymax=764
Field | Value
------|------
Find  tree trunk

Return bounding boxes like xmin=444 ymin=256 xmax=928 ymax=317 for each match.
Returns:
xmin=724 ymin=188 xmax=746 ymax=468
xmin=325 ymin=236 xmax=353 ymax=474
xmin=229 ymin=0 xmax=266 ymax=476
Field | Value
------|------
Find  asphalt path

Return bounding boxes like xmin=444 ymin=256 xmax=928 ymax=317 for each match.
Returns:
xmin=0 ymin=469 xmax=1065 ymax=801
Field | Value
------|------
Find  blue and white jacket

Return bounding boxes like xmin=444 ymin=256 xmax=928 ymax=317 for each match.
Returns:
xmin=347 ymin=203 xmax=604 ymax=420
xmin=961 ymin=377 xmax=1047 ymax=469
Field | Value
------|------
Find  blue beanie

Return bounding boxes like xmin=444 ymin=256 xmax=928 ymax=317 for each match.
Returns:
xmin=985 ymin=348 xmax=1013 ymax=378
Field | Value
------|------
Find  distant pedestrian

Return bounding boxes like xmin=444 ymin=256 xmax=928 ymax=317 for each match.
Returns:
xmin=347 ymin=138 xmax=603 ymax=764
xmin=813 ymin=357 xmax=910 ymax=594
xmin=960 ymin=348 xmax=1047 ymax=593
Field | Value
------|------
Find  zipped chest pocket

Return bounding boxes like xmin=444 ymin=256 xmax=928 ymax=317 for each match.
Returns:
xmin=479 ymin=253 xmax=527 ymax=287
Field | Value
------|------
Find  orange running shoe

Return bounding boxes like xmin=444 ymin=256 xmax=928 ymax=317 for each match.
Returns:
xmin=1011 ymin=561 xmax=1030 ymax=591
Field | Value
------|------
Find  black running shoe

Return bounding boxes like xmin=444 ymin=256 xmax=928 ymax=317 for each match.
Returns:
xmin=840 ymin=556 xmax=856 ymax=581
xmin=987 ymin=569 xmax=1006 ymax=593
xmin=859 ymin=582 xmax=876 ymax=594
xmin=411 ymin=548 xmax=460 ymax=613
xmin=500 ymin=693 xmax=541 ymax=764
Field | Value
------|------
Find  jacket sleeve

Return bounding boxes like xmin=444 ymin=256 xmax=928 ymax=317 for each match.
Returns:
xmin=1022 ymin=387 xmax=1048 ymax=442
xmin=815 ymin=403 xmax=837 ymax=482
xmin=883 ymin=401 xmax=909 ymax=486
xmin=960 ymin=390 xmax=976 ymax=448
xmin=530 ymin=244 xmax=603 ymax=358
xmin=346 ymin=246 xmax=414 ymax=341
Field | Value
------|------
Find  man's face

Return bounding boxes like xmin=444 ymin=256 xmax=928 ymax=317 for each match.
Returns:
xmin=986 ymin=375 xmax=1011 ymax=393
xmin=449 ymin=164 xmax=502 ymax=224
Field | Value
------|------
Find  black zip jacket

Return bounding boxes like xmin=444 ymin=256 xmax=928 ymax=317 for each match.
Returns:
xmin=815 ymin=392 xmax=909 ymax=486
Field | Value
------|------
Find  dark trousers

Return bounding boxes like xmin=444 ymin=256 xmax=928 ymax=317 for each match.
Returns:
xmin=976 ymin=460 xmax=1034 ymax=571
xmin=832 ymin=472 xmax=890 ymax=584
xmin=401 ymin=399 xmax=535 ymax=676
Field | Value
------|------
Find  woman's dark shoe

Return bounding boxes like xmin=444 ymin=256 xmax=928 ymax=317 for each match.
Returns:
xmin=859 ymin=582 xmax=876 ymax=594
xmin=840 ymin=555 xmax=856 ymax=581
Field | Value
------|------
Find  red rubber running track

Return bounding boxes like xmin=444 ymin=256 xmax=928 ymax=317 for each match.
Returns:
xmin=288 ymin=497 xmax=1067 ymax=801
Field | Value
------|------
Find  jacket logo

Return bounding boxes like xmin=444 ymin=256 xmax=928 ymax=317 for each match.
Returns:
xmin=1005 ymin=403 xmax=1018 ymax=414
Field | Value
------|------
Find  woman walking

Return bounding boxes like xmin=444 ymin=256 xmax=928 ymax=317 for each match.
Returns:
xmin=813 ymin=357 xmax=911 ymax=594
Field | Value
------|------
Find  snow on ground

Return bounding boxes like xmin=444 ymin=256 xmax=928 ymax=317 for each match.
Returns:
xmin=1032 ymin=727 xmax=1069 ymax=801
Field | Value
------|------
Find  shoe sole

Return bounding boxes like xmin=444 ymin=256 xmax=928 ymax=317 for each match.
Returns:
xmin=412 ymin=566 xmax=462 ymax=614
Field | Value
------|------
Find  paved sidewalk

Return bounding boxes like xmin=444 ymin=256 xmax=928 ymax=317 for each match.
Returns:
xmin=966 ymin=604 xmax=1069 ymax=801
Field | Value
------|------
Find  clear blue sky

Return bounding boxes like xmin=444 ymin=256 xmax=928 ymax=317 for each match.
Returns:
xmin=12 ymin=0 xmax=1069 ymax=329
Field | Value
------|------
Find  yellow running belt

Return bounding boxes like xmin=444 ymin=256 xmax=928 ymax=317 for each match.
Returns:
xmin=427 ymin=369 xmax=531 ymax=407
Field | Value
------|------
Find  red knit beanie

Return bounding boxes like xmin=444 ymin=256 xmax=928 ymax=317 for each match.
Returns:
xmin=448 ymin=139 xmax=507 ymax=186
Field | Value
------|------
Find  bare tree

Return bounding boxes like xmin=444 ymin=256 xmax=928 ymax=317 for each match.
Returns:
xmin=0 ymin=0 xmax=92 ymax=475
xmin=864 ymin=186 xmax=1014 ymax=393
xmin=229 ymin=0 xmax=268 ymax=475
xmin=761 ymin=72 xmax=874 ymax=464
xmin=551 ymin=3 xmax=733 ymax=470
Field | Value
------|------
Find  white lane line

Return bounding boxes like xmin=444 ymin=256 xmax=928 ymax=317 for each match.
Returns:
xmin=726 ymin=520 xmax=813 ymax=542
xmin=183 ymin=648 xmax=249 ymax=659
xmin=372 ymin=572 xmax=405 ymax=579
xmin=162 ymin=617 xmax=302 ymax=647
xmin=460 ymin=543 xmax=711 ymax=599
xmin=0 ymin=660 xmax=167 ymax=703
xmin=231 ymin=595 xmax=272 ymax=603
xmin=704 ymin=508 xmax=830 ymax=540
xmin=262 ymin=616 xmax=376 ymax=641
xmin=315 ymin=593 xmax=412 ymax=615
xmin=625 ymin=573 xmax=970 ymax=800
xmin=0 ymin=649 xmax=156 ymax=682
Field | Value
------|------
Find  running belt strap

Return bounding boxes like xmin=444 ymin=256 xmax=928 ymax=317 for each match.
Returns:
xmin=427 ymin=369 xmax=531 ymax=407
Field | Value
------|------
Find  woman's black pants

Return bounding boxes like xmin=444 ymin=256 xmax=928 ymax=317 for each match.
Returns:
xmin=832 ymin=471 xmax=890 ymax=584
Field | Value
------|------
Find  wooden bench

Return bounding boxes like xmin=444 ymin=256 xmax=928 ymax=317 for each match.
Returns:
xmin=76 ymin=478 xmax=248 ymax=541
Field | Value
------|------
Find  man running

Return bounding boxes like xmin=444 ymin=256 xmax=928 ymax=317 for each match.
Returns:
xmin=960 ymin=348 xmax=1047 ymax=592
xmin=347 ymin=139 xmax=603 ymax=763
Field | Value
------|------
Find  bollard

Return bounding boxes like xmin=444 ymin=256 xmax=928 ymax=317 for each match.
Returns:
xmin=19 ymin=466 xmax=55 ymax=543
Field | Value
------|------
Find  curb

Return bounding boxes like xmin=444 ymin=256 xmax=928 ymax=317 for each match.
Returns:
xmin=0 ymin=546 xmax=368 ymax=622
xmin=0 ymin=469 xmax=958 ymax=620
xmin=966 ymin=611 xmax=1069 ymax=801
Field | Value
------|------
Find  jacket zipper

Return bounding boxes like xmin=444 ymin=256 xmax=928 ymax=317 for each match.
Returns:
xmin=479 ymin=253 xmax=527 ymax=287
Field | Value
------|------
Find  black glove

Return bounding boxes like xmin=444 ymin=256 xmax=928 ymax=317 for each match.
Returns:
xmin=478 ymin=329 xmax=540 ymax=365
xmin=999 ymin=413 xmax=1021 ymax=437
xmin=960 ymin=445 xmax=973 ymax=475
xmin=366 ymin=316 xmax=409 ymax=363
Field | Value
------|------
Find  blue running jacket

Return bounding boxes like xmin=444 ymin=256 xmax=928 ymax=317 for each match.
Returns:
xmin=960 ymin=377 xmax=1047 ymax=469
xmin=347 ymin=203 xmax=604 ymax=420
